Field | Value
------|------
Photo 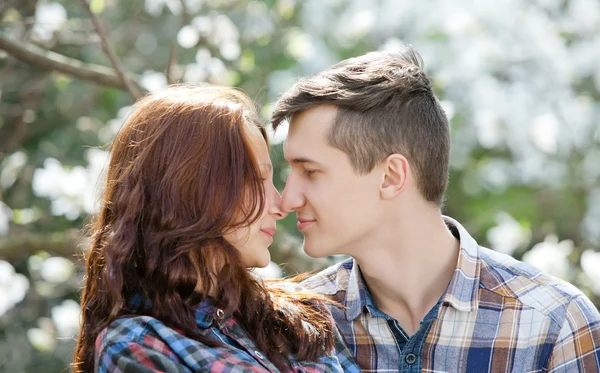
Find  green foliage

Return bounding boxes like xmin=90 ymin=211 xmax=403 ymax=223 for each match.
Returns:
xmin=1 ymin=0 xmax=599 ymax=371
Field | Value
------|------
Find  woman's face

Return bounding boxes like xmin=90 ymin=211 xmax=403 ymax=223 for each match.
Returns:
xmin=223 ymin=125 xmax=286 ymax=268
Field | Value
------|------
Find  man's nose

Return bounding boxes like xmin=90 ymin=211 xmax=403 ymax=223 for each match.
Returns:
xmin=279 ymin=176 xmax=305 ymax=213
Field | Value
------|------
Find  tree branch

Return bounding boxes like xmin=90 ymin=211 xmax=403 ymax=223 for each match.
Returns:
xmin=0 ymin=34 xmax=145 ymax=93
xmin=0 ymin=3 xmax=10 ymax=17
xmin=0 ymin=113 xmax=26 ymax=158
xmin=81 ymin=0 xmax=142 ymax=100
xmin=165 ymin=0 xmax=191 ymax=85
xmin=179 ymin=0 xmax=191 ymax=24
xmin=166 ymin=41 xmax=177 ymax=85
xmin=0 ymin=230 xmax=87 ymax=262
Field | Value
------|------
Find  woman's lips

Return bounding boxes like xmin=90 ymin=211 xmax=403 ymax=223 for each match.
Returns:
xmin=260 ymin=227 xmax=276 ymax=241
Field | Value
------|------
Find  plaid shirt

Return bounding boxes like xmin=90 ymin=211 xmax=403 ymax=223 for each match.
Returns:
xmin=302 ymin=217 xmax=600 ymax=373
xmin=95 ymin=297 xmax=361 ymax=373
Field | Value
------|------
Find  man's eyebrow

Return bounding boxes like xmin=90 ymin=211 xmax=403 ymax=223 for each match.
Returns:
xmin=288 ymin=157 xmax=322 ymax=166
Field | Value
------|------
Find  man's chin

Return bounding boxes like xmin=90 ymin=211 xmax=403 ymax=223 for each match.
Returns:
xmin=302 ymin=240 xmax=334 ymax=258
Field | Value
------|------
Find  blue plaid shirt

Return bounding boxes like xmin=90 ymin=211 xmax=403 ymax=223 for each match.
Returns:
xmin=95 ymin=297 xmax=361 ymax=372
xmin=302 ymin=217 xmax=600 ymax=373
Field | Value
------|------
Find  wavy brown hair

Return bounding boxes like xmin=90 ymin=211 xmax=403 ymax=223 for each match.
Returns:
xmin=73 ymin=85 xmax=336 ymax=372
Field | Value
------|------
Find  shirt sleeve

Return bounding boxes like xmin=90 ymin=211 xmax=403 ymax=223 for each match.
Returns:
xmin=547 ymin=295 xmax=600 ymax=372
xmin=96 ymin=341 xmax=192 ymax=373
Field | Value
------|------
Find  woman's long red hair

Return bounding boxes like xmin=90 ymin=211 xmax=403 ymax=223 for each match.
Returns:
xmin=72 ymin=85 xmax=335 ymax=372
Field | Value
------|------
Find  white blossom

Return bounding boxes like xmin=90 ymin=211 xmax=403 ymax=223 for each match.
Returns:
xmin=0 ymin=261 xmax=30 ymax=317
xmin=487 ymin=212 xmax=531 ymax=256
xmin=522 ymin=235 xmax=573 ymax=279
xmin=51 ymin=300 xmax=81 ymax=338
xmin=40 ymin=257 xmax=75 ymax=284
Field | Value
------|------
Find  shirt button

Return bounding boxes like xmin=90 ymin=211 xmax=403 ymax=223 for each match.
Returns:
xmin=405 ymin=353 xmax=416 ymax=364
xmin=216 ymin=309 xmax=224 ymax=318
xmin=255 ymin=351 xmax=264 ymax=360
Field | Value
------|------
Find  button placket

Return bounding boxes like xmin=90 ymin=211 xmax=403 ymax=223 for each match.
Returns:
xmin=219 ymin=321 xmax=279 ymax=372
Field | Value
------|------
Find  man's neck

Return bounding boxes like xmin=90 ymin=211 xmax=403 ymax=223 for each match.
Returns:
xmin=353 ymin=208 xmax=460 ymax=336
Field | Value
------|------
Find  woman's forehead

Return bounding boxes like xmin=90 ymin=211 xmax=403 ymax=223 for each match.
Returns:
xmin=246 ymin=124 xmax=271 ymax=164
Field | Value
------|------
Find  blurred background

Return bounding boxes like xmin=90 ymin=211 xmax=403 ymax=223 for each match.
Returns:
xmin=1 ymin=0 xmax=600 ymax=371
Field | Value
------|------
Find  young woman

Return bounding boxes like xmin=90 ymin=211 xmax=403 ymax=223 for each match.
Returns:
xmin=72 ymin=85 xmax=359 ymax=373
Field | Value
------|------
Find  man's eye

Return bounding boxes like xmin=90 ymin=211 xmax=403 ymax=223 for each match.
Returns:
xmin=303 ymin=170 xmax=316 ymax=176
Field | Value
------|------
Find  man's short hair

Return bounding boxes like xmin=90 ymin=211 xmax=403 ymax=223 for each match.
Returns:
xmin=272 ymin=46 xmax=450 ymax=205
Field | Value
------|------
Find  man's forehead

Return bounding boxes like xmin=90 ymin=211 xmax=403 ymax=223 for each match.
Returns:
xmin=282 ymin=135 xmax=295 ymax=159
xmin=282 ymin=122 xmax=314 ymax=152
xmin=282 ymin=105 xmax=337 ymax=159
xmin=286 ymin=108 xmax=335 ymax=143
xmin=290 ymin=104 xmax=337 ymax=128
xmin=283 ymin=130 xmax=327 ymax=165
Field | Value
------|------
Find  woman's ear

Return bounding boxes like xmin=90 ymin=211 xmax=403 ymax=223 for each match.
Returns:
xmin=379 ymin=154 xmax=409 ymax=200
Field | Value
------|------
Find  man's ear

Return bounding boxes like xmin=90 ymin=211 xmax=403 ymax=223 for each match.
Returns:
xmin=380 ymin=154 xmax=409 ymax=200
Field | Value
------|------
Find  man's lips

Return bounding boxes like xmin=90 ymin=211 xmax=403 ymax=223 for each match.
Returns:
xmin=297 ymin=218 xmax=316 ymax=231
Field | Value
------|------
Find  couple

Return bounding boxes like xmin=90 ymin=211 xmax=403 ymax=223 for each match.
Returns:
xmin=73 ymin=47 xmax=600 ymax=372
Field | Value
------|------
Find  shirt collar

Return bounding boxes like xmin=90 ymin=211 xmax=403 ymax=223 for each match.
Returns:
xmin=345 ymin=261 xmax=383 ymax=320
xmin=344 ymin=215 xmax=481 ymax=320
xmin=441 ymin=216 xmax=481 ymax=312
xmin=125 ymin=292 xmax=222 ymax=328
xmin=195 ymin=297 xmax=219 ymax=328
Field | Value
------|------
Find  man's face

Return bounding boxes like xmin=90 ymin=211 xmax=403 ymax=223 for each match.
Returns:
xmin=281 ymin=105 xmax=382 ymax=258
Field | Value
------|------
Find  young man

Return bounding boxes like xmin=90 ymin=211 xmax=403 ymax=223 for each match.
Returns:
xmin=271 ymin=47 xmax=600 ymax=372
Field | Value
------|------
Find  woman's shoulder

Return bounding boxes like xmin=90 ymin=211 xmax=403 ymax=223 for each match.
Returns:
xmin=95 ymin=316 xmax=192 ymax=372
xmin=95 ymin=315 xmax=277 ymax=373
xmin=96 ymin=315 xmax=165 ymax=347
xmin=95 ymin=315 xmax=184 ymax=363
